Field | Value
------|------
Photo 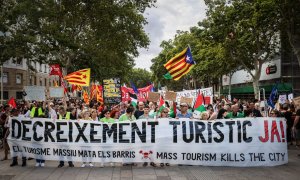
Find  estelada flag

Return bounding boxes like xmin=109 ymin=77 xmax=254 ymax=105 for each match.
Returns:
xmin=64 ymin=68 xmax=91 ymax=86
xmin=83 ymin=90 xmax=89 ymax=104
xmin=49 ymin=64 xmax=62 ymax=77
xmin=163 ymin=47 xmax=195 ymax=81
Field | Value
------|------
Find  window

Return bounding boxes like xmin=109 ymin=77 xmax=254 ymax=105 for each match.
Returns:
xmin=0 ymin=91 xmax=9 ymax=100
xmin=45 ymin=78 xmax=47 ymax=87
xmin=44 ymin=65 xmax=47 ymax=73
xmin=13 ymin=58 xmax=23 ymax=66
xmin=29 ymin=75 xmax=33 ymax=85
xmin=16 ymin=73 xmax=22 ymax=84
xmin=39 ymin=63 xmax=43 ymax=72
xmin=16 ymin=91 xmax=23 ymax=99
xmin=1 ymin=72 xmax=8 ymax=83
xmin=40 ymin=78 xmax=43 ymax=86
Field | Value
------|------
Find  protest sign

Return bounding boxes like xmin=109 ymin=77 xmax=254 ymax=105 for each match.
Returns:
xmin=288 ymin=93 xmax=293 ymax=102
xmin=278 ymin=94 xmax=287 ymax=104
xmin=49 ymin=87 xmax=64 ymax=98
xmin=103 ymin=78 xmax=121 ymax=104
xmin=165 ymin=91 xmax=177 ymax=101
xmin=121 ymin=85 xmax=153 ymax=102
xmin=148 ymin=92 xmax=160 ymax=102
xmin=24 ymin=86 xmax=46 ymax=101
xmin=8 ymin=118 xmax=287 ymax=167
xmin=180 ymin=97 xmax=193 ymax=106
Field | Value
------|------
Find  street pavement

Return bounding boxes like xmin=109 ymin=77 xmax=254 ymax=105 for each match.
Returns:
xmin=0 ymin=147 xmax=299 ymax=180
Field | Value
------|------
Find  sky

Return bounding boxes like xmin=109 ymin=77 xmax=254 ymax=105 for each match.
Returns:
xmin=134 ymin=0 xmax=207 ymax=71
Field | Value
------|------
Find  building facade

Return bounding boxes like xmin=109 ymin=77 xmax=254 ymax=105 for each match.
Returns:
xmin=0 ymin=59 xmax=59 ymax=102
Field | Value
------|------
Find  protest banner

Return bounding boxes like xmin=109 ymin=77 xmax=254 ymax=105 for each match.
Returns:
xmin=176 ymin=87 xmax=213 ymax=105
xmin=165 ymin=91 xmax=177 ymax=101
xmin=103 ymin=78 xmax=121 ymax=104
xmin=148 ymin=92 xmax=160 ymax=102
xmin=180 ymin=97 xmax=193 ymax=106
xmin=49 ymin=87 xmax=64 ymax=98
xmin=121 ymin=85 xmax=153 ymax=102
xmin=288 ymin=93 xmax=293 ymax=102
xmin=24 ymin=86 xmax=46 ymax=101
xmin=7 ymin=118 xmax=287 ymax=167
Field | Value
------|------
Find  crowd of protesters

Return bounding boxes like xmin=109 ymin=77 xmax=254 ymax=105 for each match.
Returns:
xmin=0 ymin=96 xmax=299 ymax=168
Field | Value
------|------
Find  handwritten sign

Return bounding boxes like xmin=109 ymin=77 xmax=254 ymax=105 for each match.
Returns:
xmin=103 ymin=78 xmax=121 ymax=104
xmin=49 ymin=87 xmax=64 ymax=98
xmin=24 ymin=86 xmax=46 ymax=101
xmin=165 ymin=91 xmax=177 ymax=101
xmin=148 ymin=92 xmax=160 ymax=102
xmin=180 ymin=97 xmax=193 ymax=107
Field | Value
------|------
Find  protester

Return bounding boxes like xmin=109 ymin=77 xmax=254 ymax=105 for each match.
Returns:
xmin=8 ymin=108 xmax=27 ymax=167
xmin=110 ymin=110 xmax=120 ymax=121
xmin=176 ymin=103 xmax=193 ymax=118
xmin=138 ymin=104 xmax=153 ymax=119
xmin=292 ymin=105 xmax=300 ymax=151
xmin=100 ymin=109 xmax=115 ymax=123
xmin=249 ymin=102 xmax=262 ymax=117
xmin=281 ymin=103 xmax=293 ymax=145
xmin=217 ymin=109 xmax=227 ymax=119
xmin=91 ymin=109 xmax=99 ymax=121
xmin=119 ymin=106 xmax=136 ymax=121
xmin=81 ymin=109 xmax=94 ymax=167
xmin=200 ymin=111 xmax=210 ymax=120
xmin=0 ymin=105 xmax=10 ymax=161
xmin=226 ymin=104 xmax=244 ymax=119
xmin=134 ymin=102 xmax=144 ymax=119
xmin=57 ymin=106 xmax=74 ymax=168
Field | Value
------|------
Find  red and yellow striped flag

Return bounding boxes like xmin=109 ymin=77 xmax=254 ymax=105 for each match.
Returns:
xmin=64 ymin=68 xmax=91 ymax=86
xmin=163 ymin=47 xmax=195 ymax=81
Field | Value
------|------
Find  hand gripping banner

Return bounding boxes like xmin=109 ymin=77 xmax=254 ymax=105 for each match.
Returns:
xmin=7 ymin=118 xmax=288 ymax=166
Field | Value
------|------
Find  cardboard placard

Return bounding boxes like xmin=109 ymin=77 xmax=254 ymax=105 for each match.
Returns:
xmin=147 ymin=92 xmax=160 ymax=102
xmin=165 ymin=91 xmax=177 ymax=101
xmin=180 ymin=97 xmax=193 ymax=106
xmin=49 ymin=87 xmax=64 ymax=98
xmin=24 ymin=86 xmax=46 ymax=101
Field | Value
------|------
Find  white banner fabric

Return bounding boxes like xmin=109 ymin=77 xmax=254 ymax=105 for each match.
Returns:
xmin=7 ymin=118 xmax=287 ymax=167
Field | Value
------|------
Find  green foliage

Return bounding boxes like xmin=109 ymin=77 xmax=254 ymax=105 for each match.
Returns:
xmin=0 ymin=0 xmax=156 ymax=81
xmin=126 ymin=68 xmax=152 ymax=88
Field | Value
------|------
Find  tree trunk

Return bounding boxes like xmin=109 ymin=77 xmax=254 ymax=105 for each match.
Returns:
xmin=228 ymin=73 xmax=232 ymax=98
xmin=252 ymin=60 xmax=263 ymax=99
xmin=287 ymin=32 xmax=300 ymax=68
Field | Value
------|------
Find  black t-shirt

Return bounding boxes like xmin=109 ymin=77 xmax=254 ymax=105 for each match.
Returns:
xmin=282 ymin=111 xmax=293 ymax=127
xmin=252 ymin=109 xmax=262 ymax=117
xmin=70 ymin=113 xmax=77 ymax=120
xmin=134 ymin=110 xmax=144 ymax=119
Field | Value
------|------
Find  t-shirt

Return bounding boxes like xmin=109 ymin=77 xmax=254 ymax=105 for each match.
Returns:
xmin=100 ymin=117 xmax=115 ymax=123
xmin=282 ymin=111 xmax=293 ymax=127
xmin=134 ymin=110 xmax=144 ymax=119
xmin=119 ymin=114 xmax=136 ymax=122
xmin=252 ymin=109 xmax=262 ymax=117
xmin=138 ymin=115 xmax=153 ymax=120
xmin=226 ymin=111 xmax=244 ymax=119
xmin=176 ymin=112 xmax=193 ymax=118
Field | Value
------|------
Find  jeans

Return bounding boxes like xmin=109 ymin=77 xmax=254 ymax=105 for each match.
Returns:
xmin=36 ymin=159 xmax=45 ymax=163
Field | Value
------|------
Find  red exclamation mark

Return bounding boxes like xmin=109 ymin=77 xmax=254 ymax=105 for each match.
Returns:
xmin=280 ymin=121 xmax=286 ymax=143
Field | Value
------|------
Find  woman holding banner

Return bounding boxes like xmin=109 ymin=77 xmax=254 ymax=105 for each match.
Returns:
xmin=80 ymin=109 xmax=94 ymax=167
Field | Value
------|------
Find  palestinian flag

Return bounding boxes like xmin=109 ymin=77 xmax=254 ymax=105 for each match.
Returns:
xmin=193 ymin=92 xmax=206 ymax=118
xmin=129 ymin=92 xmax=138 ymax=108
xmin=158 ymin=95 xmax=165 ymax=113
xmin=169 ymin=101 xmax=177 ymax=118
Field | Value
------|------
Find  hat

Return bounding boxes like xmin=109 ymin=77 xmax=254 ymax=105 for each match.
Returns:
xmin=180 ymin=102 xmax=188 ymax=106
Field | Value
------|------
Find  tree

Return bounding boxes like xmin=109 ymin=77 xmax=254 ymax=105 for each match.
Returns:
xmin=204 ymin=0 xmax=281 ymax=99
xmin=0 ymin=0 xmax=156 ymax=80
xmin=126 ymin=68 xmax=152 ymax=88
xmin=277 ymin=0 xmax=300 ymax=67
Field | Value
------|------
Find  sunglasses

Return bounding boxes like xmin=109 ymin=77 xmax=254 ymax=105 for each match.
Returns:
xmin=162 ymin=111 xmax=168 ymax=113
xmin=180 ymin=105 xmax=188 ymax=107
